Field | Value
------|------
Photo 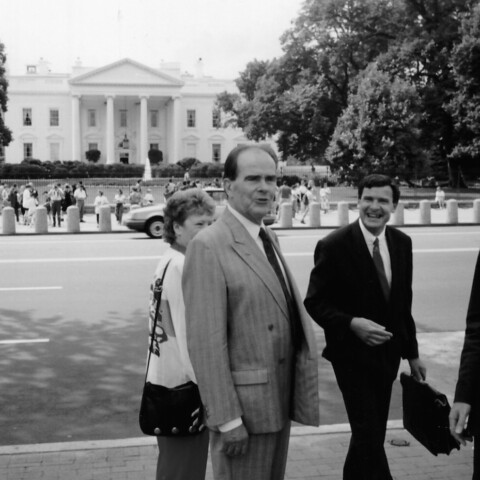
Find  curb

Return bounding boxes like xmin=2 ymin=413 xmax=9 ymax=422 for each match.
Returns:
xmin=0 ymin=421 xmax=404 ymax=456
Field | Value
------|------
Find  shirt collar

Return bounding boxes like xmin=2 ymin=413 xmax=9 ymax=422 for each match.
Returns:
xmin=227 ymin=204 xmax=264 ymax=239
xmin=359 ymin=218 xmax=387 ymax=246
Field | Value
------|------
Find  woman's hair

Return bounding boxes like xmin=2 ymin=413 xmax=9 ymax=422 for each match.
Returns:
xmin=163 ymin=188 xmax=216 ymax=245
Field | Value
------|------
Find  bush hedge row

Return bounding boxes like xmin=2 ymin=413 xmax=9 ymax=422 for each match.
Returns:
xmin=0 ymin=159 xmax=225 ymax=180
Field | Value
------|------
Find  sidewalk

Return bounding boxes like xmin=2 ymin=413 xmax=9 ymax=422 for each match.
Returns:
xmin=0 ymin=424 xmax=473 ymax=480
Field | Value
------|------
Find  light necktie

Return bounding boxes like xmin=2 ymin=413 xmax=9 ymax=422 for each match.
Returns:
xmin=259 ymin=228 xmax=303 ymax=349
xmin=373 ymin=238 xmax=390 ymax=301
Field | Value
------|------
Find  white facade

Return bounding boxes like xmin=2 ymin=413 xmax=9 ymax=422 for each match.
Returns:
xmin=3 ymin=58 xmax=274 ymax=165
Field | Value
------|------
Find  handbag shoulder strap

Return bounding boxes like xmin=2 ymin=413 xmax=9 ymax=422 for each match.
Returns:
xmin=144 ymin=259 xmax=172 ymax=385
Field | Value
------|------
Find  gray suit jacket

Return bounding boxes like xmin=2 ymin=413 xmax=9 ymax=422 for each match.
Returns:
xmin=183 ymin=208 xmax=319 ymax=434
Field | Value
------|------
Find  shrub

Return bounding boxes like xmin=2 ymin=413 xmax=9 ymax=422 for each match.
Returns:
xmin=148 ymin=149 xmax=163 ymax=165
xmin=85 ymin=149 xmax=101 ymax=163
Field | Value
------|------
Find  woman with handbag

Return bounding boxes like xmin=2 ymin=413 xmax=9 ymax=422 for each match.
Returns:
xmin=144 ymin=188 xmax=215 ymax=480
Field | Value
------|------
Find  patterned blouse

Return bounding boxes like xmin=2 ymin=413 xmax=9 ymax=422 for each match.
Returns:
xmin=146 ymin=246 xmax=197 ymax=387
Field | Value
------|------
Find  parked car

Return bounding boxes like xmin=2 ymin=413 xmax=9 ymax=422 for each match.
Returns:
xmin=123 ymin=187 xmax=275 ymax=238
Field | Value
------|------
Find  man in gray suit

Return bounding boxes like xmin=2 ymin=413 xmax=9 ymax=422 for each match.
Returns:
xmin=183 ymin=145 xmax=319 ymax=480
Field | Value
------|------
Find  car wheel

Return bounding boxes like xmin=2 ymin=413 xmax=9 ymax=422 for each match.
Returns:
xmin=145 ymin=217 xmax=164 ymax=238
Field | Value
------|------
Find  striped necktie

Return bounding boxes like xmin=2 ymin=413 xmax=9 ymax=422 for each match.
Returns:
xmin=373 ymin=237 xmax=390 ymax=301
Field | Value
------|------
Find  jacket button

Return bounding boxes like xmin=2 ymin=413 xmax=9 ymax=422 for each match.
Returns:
xmin=278 ymin=358 xmax=285 ymax=365
xmin=268 ymin=324 xmax=274 ymax=331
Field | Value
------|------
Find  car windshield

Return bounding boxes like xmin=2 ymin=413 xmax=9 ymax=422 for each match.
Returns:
xmin=207 ymin=190 xmax=228 ymax=206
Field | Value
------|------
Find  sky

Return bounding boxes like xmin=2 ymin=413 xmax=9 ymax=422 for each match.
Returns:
xmin=1 ymin=0 xmax=305 ymax=79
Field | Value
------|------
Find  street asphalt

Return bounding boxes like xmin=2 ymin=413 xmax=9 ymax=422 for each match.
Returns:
xmin=0 ymin=207 xmax=478 ymax=479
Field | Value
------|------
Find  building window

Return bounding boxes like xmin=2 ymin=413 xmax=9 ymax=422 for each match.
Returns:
xmin=88 ymin=143 xmax=98 ymax=151
xmin=120 ymin=110 xmax=127 ymax=128
xmin=50 ymin=143 xmax=60 ymax=161
xmin=88 ymin=110 xmax=96 ymax=127
xmin=150 ymin=110 xmax=158 ymax=128
xmin=26 ymin=65 xmax=37 ymax=74
xmin=212 ymin=109 xmax=221 ymax=128
xmin=212 ymin=144 xmax=221 ymax=163
xmin=50 ymin=109 xmax=59 ymax=127
xmin=187 ymin=110 xmax=196 ymax=128
xmin=23 ymin=109 xmax=32 ymax=126
xmin=23 ymin=143 xmax=33 ymax=158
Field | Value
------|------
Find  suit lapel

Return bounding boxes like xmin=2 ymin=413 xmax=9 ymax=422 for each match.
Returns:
xmin=221 ymin=210 xmax=290 ymax=318
xmin=385 ymin=226 xmax=399 ymax=304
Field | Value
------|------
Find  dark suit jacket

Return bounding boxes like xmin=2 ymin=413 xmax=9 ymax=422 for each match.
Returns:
xmin=304 ymin=220 xmax=419 ymax=375
xmin=454 ymin=251 xmax=480 ymax=434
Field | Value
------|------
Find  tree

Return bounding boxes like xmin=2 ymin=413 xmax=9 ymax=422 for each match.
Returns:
xmin=376 ymin=0 xmax=478 ymax=186
xmin=447 ymin=4 xmax=480 ymax=181
xmin=326 ymin=63 xmax=425 ymax=183
xmin=0 ymin=41 xmax=13 ymax=149
xmin=216 ymin=0 xmax=407 ymax=161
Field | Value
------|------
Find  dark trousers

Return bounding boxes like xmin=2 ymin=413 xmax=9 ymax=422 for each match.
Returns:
xmin=51 ymin=200 xmax=62 ymax=226
xmin=156 ymin=429 xmax=208 ymax=480
xmin=333 ymin=361 xmax=396 ymax=480
xmin=474 ymin=436 xmax=480 ymax=480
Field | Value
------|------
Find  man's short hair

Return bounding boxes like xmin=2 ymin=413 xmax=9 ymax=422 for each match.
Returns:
xmin=358 ymin=174 xmax=400 ymax=205
xmin=224 ymin=145 xmax=278 ymax=181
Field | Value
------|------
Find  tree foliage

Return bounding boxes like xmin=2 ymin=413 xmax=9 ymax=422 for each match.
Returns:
xmin=0 ymin=41 xmax=13 ymax=147
xmin=326 ymin=64 xmax=425 ymax=183
xmin=216 ymin=0 xmax=480 ymax=185
xmin=447 ymin=4 xmax=480 ymax=178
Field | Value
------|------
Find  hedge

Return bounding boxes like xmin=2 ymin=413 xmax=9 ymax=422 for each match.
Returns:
xmin=0 ymin=159 xmax=223 ymax=180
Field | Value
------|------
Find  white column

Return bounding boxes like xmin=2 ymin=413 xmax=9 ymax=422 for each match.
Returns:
xmin=170 ymin=95 xmax=181 ymax=164
xmin=140 ymin=95 xmax=148 ymax=165
xmin=71 ymin=95 xmax=81 ymax=161
xmin=106 ymin=95 xmax=115 ymax=164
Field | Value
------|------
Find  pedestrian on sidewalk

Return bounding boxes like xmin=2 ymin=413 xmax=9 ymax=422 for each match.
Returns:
xmin=305 ymin=173 xmax=426 ymax=480
xmin=114 ymin=189 xmax=126 ymax=224
xmin=183 ymin=145 xmax=319 ymax=480
xmin=435 ymin=186 xmax=446 ymax=209
xmin=74 ymin=182 xmax=87 ymax=222
xmin=48 ymin=183 xmax=64 ymax=227
xmin=146 ymin=189 xmax=215 ymax=480
xmin=450 ymin=251 xmax=480 ymax=480
xmin=93 ymin=191 xmax=109 ymax=225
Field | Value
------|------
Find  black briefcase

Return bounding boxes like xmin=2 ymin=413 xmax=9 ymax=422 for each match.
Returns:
xmin=400 ymin=372 xmax=460 ymax=456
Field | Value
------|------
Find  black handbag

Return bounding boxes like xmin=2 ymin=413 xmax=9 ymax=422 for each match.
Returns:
xmin=400 ymin=372 xmax=460 ymax=455
xmin=139 ymin=260 xmax=205 ymax=436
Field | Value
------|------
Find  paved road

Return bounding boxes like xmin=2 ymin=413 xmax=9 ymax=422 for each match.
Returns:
xmin=0 ymin=227 xmax=479 ymax=446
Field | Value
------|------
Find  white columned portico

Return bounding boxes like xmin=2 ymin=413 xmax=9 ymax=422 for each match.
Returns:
xmin=139 ymin=95 xmax=148 ymax=165
xmin=170 ymin=95 xmax=181 ymax=164
xmin=106 ymin=95 xmax=115 ymax=164
xmin=71 ymin=95 xmax=81 ymax=161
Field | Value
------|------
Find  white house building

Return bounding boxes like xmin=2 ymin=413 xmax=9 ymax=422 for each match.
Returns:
xmin=2 ymin=57 xmax=276 ymax=165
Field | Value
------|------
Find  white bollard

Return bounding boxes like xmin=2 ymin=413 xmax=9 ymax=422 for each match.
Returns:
xmin=279 ymin=202 xmax=293 ymax=228
xmin=309 ymin=202 xmax=321 ymax=228
xmin=391 ymin=202 xmax=405 ymax=226
xmin=99 ymin=205 xmax=112 ymax=232
xmin=446 ymin=199 xmax=458 ymax=224
xmin=34 ymin=206 xmax=48 ymax=234
xmin=2 ymin=207 xmax=16 ymax=235
xmin=419 ymin=200 xmax=431 ymax=225
xmin=67 ymin=205 xmax=80 ymax=233
xmin=337 ymin=202 xmax=349 ymax=226
xmin=473 ymin=199 xmax=480 ymax=223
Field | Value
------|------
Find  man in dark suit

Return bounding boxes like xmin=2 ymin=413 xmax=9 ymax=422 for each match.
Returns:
xmin=304 ymin=173 xmax=426 ymax=480
xmin=450 ymin=252 xmax=480 ymax=480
